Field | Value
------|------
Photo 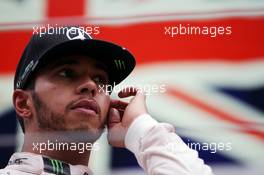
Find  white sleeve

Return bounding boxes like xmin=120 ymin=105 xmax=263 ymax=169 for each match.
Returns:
xmin=125 ymin=114 xmax=214 ymax=175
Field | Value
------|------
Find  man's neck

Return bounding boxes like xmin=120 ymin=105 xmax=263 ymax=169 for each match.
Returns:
xmin=32 ymin=149 xmax=90 ymax=166
xmin=7 ymin=152 xmax=93 ymax=175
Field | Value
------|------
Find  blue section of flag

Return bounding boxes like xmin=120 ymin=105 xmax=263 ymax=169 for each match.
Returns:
xmin=217 ymin=85 xmax=264 ymax=114
xmin=0 ymin=109 xmax=17 ymax=168
xmin=111 ymin=147 xmax=138 ymax=168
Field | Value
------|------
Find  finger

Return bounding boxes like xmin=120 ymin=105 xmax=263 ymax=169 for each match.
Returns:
xmin=118 ymin=87 xmax=141 ymax=98
xmin=110 ymin=99 xmax=128 ymax=109
xmin=107 ymin=108 xmax=121 ymax=128
xmin=117 ymin=108 xmax=125 ymax=118
xmin=118 ymin=87 xmax=146 ymax=103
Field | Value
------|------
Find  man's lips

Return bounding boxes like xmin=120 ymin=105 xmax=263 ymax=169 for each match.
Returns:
xmin=70 ymin=99 xmax=99 ymax=115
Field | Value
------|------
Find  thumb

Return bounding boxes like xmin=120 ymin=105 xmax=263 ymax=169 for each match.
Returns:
xmin=107 ymin=108 xmax=121 ymax=129
xmin=128 ymin=90 xmax=147 ymax=112
xmin=107 ymin=108 xmax=126 ymax=147
xmin=131 ymin=90 xmax=146 ymax=103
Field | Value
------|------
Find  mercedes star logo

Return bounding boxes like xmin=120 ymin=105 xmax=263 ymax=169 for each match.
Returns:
xmin=66 ymin=27 xmax=91 ymax=40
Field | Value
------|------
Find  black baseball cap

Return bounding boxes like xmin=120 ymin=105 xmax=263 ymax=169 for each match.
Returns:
xmin=14 ymin=26 xmax=136 ymax=90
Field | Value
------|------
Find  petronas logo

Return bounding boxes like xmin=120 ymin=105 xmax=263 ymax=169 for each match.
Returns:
xmin=114 ymin=60 xmax=126 ymax=70
xmin=43 ymin=157 xmax=71 ymax=175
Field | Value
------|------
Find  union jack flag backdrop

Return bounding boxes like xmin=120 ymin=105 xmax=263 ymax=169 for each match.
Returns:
xmin=0 ymin=0 xmax=264 ymax=174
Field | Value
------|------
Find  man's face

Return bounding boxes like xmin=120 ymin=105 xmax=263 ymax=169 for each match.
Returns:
xmin=30 ymin=55 xmax=110 ymax=138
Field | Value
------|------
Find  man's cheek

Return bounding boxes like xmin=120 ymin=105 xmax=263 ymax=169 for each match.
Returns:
xmin=98 ymin=95 xmax=110 ymax=121
xmin=46 ymin=94 xmax=69 ymax=114
xmin=36 ymin=83 xmax=68 ymax=110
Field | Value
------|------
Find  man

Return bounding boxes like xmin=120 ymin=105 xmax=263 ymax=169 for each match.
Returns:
xmin=0 ymin=26 xmax=214 ymax=175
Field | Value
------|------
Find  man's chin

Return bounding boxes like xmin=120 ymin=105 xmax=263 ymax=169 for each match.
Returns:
xmin=68 ymin=125 xmax=105 ymax=140
xmin=40 ymin=129 xmax=102 ymax=143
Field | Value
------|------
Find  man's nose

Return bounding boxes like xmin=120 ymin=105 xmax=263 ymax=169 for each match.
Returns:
xmin=76 ymin=78 xmax=97 ymax=97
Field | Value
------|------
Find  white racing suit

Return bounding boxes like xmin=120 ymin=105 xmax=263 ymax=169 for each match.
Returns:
xmin=0 ymin=114 xmax=214 ymax=175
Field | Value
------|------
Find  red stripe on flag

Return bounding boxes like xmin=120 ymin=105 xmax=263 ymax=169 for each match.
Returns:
xmin=47 ymin=0 xmax=85 ymax=18
xmin=0 ymin=17 xmax=263 ymax=73
xmin=0 ymin=31 xmax=32 ymax=74
xmin=96 ymin=17 xmax=264 ymax=64
xmin=167 ymin=87 xmax=264 ymax=141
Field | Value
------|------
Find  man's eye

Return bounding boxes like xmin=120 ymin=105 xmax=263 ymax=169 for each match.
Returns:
xmin=93 ymin=75 xmax=107 ymax=85
xmin=58 ymin=69 xmax=76 ymax=78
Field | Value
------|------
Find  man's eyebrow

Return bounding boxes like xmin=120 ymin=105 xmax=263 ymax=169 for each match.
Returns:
xmin=49 ymin=59 xmax=79 ymax=69
xmin=94 ymin=62 xmax=108 ymax=74
xmin=46 ymin=58 xmax=109 ymax=75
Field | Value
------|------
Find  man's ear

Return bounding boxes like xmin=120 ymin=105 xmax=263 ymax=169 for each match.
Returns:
xmin=13 ymin=89 xmax=33 ymax=119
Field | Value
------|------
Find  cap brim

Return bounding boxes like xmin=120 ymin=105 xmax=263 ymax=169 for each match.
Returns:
xmin=39 ymin=39 xmax=136 ymax=85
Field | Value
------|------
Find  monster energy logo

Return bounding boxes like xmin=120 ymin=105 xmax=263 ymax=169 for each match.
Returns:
xmin=114 ymin=60 xmax=126 ymax=70
xmin=43 ymin=157 xmax=70 ymax=175
xmin=51 ymin=159 xmax=64 ymax=174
